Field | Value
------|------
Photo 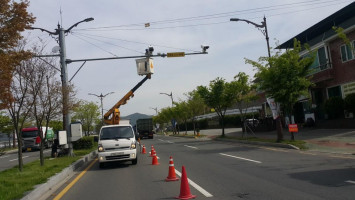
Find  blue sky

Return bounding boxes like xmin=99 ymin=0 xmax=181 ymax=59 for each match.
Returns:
xmin=26 ymin=0 xmax=353 ymax=116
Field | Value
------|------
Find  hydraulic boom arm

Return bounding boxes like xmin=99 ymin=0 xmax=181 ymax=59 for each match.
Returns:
xmin=104 ymin=75 xmax=150 ymax=125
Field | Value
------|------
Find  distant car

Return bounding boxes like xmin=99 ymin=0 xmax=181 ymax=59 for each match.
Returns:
xmin=245 ymin=119 xmax=259 ymax=127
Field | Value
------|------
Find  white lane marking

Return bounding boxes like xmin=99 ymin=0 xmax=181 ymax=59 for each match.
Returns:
xmin=158 ymin=139 xmax=174 ymax=144
xmin=9 ymin=156 xmax=29 ymax=162
xmin=44 ymin=150 xmax=51 ymax=153
xmin=175 ymin=169 xmax=213 ymax=197
xmin=0 ymin=155 xmax=10 ymax=159
xmin=220 ymin=153 xmax=262 ymax=164
xmin=184 ymin=145 xmax=198 ymax=149
xmin=345 ymin=180 xmax=355 ymax=184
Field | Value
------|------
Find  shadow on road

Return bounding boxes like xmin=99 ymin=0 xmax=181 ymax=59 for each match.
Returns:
xmin=289 ymin=168 xmax=355 ymax=187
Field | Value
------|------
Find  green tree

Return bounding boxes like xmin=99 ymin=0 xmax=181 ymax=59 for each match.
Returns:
xmin=246 ymin=39 xmax=314 ymax=141
xmin=173 ymin=101 xmax=190 ymax=135
xmin=72 ymin=101 xmax=100 ymax=136
xmin=233 ymin=72 xmax=258 ymax=134
xmin=0 ymin=112 xmax=13 ymax=147
xmin=186 ymin=90 xmax=205 ymax=134
xmin=48 ymin=120 xmax=63 ymax=133
xmin=197 ymin=77 xmax=240 ymax=137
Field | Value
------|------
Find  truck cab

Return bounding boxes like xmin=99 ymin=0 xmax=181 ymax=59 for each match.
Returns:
xmin=98 ymin=123 xmax=138 ymax=168
xmin=21 ymin=127 xmax=54 ymax=152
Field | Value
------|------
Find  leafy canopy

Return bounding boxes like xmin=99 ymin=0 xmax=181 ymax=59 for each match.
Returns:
xmin=246 ymin=39 xmax=314 ymax=114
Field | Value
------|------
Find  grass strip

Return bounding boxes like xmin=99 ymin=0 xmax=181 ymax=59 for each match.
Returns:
xmin=0 ymin=146 xmax=96 ymax=200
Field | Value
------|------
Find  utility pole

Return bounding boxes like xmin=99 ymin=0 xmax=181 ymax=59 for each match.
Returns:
xmin=30 ymin=19 xmax=208 ymax=151
xmin=29 ymin=17 xmax=94 ymax=156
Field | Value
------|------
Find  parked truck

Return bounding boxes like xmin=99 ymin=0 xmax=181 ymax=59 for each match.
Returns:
xmin=21 ymin=127 xmax=55 ymax=152
xmin=136 ymin=118 xmax=154 ymax=139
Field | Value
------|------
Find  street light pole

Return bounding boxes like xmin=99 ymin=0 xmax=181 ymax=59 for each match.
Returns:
xmin=29 ymin=18 xmax=94 ymax=156
xmin=230 ymin=16 xmax=271 ymax=58
xmin=160 ymin=92 xmax=174 ymax=107
xmin=150 ymin=107 xmax=158 ymax=115
xmin=88 ymin=92 xmax=114 ymax=125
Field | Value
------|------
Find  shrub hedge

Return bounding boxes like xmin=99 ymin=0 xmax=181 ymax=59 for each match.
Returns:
xmin=72 ymin=136 xmax=94 ymax=150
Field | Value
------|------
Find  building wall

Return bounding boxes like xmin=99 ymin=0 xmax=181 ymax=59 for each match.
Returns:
xmin=327 ymin=29 xmax=355 ymax=87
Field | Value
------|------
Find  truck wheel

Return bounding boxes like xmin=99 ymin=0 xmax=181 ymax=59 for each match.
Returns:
xmin=99 ymin=163 xmax=105 ymax=168
xmin=132 ymin=158 xmax=138 ymax=165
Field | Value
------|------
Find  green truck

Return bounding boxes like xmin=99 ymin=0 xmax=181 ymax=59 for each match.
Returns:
xmin=136 ymin=118 xmax=154 ymax=139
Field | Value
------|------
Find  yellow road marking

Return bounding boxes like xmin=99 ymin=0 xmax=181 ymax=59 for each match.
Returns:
xmin=53 ymin=158 xmax=98 ymax=200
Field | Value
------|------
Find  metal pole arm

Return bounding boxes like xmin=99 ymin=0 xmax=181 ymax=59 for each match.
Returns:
xmin=65 ymin=18 xmax=94 ymax=33
xmin=230 ymin=18 xmax=265 ymax=28
xmin=28 ymin=27 xmax=57 ymax=35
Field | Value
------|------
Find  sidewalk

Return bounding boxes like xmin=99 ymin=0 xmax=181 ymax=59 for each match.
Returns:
xmin=193 ymin=128 xmax=355 ymax=155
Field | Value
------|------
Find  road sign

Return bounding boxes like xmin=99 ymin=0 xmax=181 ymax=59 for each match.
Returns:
xmin=167 ymin=52 xmax=185 ymax=57
xmin=288 ymin=124 xmax=298 ymax=132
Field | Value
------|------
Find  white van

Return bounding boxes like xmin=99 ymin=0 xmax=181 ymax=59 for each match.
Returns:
xmin=98 ymin=124 xmax=138 ymax=168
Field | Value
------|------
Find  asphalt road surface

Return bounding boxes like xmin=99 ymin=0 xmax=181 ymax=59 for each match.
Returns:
xmin=48 ymin=135 xmax=355 ymax=200
xmin=0 ymin=149 xmax=51 ymax=172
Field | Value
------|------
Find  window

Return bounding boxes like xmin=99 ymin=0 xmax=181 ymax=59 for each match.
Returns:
xmin=100 ymin=126 xmax=134 ymax=140
xmin=307 ymin=46 xmax=330 ymax=74
xmin=327 ymin=86 xmax=342 ymax=98
xmin=340 ymin=41 xmax=355 ymax=62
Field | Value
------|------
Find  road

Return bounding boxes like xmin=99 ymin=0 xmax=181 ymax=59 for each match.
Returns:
xmin=0 ymin=149 xmax=52 ymax=172
xmin=48 ymin=135 xmax=355 ymax=200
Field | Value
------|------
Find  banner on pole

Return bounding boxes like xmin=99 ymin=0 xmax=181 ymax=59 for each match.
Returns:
xmin=266 ymin=97 xmax=280 ymax=120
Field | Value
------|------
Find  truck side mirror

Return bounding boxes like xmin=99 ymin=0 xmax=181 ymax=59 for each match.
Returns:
xmin=94 ymin=136 xmax=98 ymax=142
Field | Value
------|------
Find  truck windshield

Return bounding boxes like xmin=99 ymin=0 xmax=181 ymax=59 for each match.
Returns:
xmin=22 ymin=131 xmax=38 ymax=138
xmin=100 ymin=126 xmax=134 ymax=140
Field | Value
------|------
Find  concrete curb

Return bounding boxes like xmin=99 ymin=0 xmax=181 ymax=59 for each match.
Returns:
xmin=21 ymin=150 xmax=97 ymax=200
xmin=214 ymin=138 xmax=300 ymax=150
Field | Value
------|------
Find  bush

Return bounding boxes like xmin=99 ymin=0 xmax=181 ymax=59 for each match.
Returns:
xmin=344 ymin=93 xmax=355 ymax=115
xmin=72 ymin=136 xmax=94 ymax=150
xmin=324 ymin=96 xmax=344 ymax=119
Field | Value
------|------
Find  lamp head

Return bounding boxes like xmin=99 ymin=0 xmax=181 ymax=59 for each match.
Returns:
xmin=230 ymin=18 xmax=240 ymax=22
xmin=84 ymin=18 xmax=94 ymax=22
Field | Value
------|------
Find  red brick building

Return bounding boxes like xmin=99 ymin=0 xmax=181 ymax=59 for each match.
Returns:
xmin=279 ymin=2 xmax=355 ymax=122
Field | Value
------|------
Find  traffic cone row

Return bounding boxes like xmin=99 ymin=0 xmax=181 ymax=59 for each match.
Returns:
xmin=141 ymin=143 xmax=196 ymax=199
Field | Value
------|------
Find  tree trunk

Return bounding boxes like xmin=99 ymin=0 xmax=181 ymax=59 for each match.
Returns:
xmin=276 ymin=117 xmax=283 ymax=142
xmin=184 ymin=120 xmax=188 ymax=135
xmin=289 ymin=109 xmax=295 ymax=141
xmin=40 ymin=141 xmax=44 ymax=166
xmin=221 ymin=115 xmax=225 ymax=137
xmin=17 ymin=132 xmax=23 ymax=172
xmin=12 ymin=131 xmax=16 ymax=148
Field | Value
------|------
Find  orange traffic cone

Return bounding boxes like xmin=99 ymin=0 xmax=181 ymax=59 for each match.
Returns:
xmin=142 ymin=145 xmax=147 ymax=154
xmin=150 ymin=146 xmax=155 ymax=157
xmin=176 ymin=166 xmax=196 ymax=199
xmin=165 ymin=156 xmax=179 ymax=182
xmin=152 ymin=152 xmax=159 ymax=165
